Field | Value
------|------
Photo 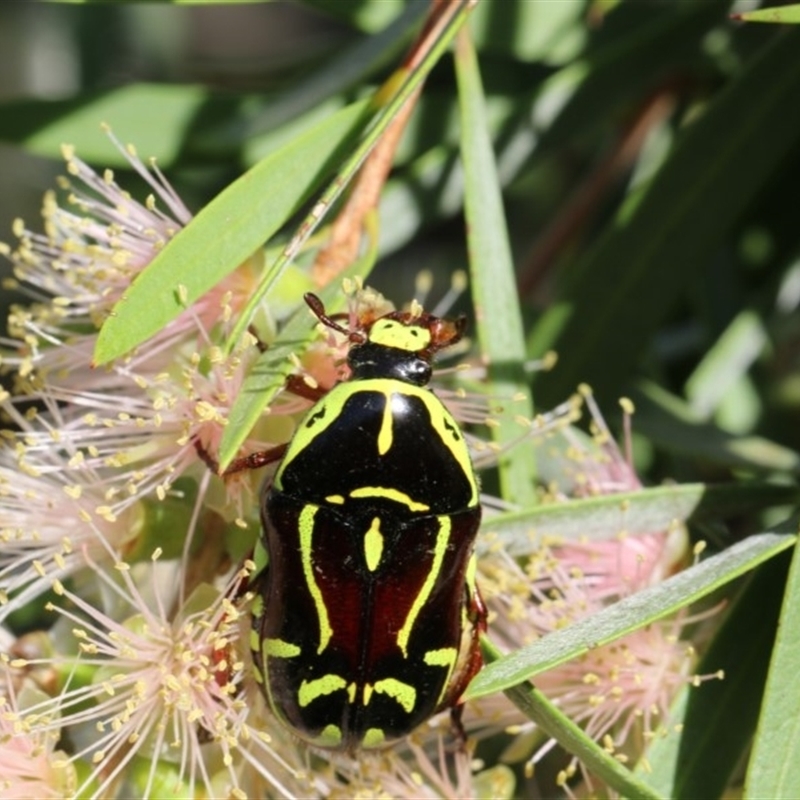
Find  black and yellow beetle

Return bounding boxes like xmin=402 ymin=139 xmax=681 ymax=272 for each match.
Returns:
xmin=248 ymin=292 xmax=485 ymax=752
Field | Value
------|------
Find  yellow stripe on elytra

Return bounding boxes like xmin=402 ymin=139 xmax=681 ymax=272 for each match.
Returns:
xmin=263 ymin=638 xmax=301 ymax=658
xmin=362 ymin=728 xmax=385 ymax=748
xmin=396 ymin=516 xmax=451 ymax=658
xmin=350 ymin=486 xmax=429 ymax=511
xmin=277 ymin=380 xmax=477 ymax=505
xmin=315 ymin=724 xmax=343 ymax=747
xmin=372 ymin=677 xmax=417 ymax=713
xmin=378 ymin=393 xmax=393 ymax=455
xmin=424 ymin=647 xmax=457 ymax=668
xmin=299 ymin=505 xmax=332 ymax=654
xmin=424 ymin=646 xmax=458 ymax=706
xmin=416 ymin=389 xmax=478 ymax=506
xmin=298 ymin=674 xmax=347 ymax=707
xmin=363 ymin=517 xmax=384 ymax=572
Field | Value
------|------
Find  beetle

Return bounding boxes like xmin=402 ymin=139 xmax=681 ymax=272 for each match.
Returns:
xmin=245 ymin=292 xmax=485 ymax=752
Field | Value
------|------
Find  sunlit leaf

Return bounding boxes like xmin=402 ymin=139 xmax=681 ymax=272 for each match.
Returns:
xmin=733 ymin=5 xmax=800 ymax=24
xmin=481 ymin=481 xmax=799 ymax=556
xmin=93 ymin=100 xmax=370 ymax=365
xmin=745 ymin=543 xmax=800 ymax=797
xmin=465 ymin=528 xmax=796 ymax=700
xmin=455 ymin=29 xmax=537 ymax=503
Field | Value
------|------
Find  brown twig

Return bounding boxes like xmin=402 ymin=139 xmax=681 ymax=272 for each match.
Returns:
xmin=311 ymin=0 xmax=472 ymax=287
xmin=517 ymin=86 xmax=678 ymax=299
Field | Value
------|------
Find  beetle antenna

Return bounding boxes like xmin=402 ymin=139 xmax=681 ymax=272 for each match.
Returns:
xmin=304 ymin=293 xmax=351 ymax=337
xmin=304 ymin=293 xmax=368 ymax=344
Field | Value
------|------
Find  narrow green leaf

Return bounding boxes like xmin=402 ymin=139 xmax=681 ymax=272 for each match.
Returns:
xmin=684 ymin=309 xmax=768 ymax=419
xmin=481 ymin=482 xmax=799 ymax=556
xmin=226 ymin=0 xmax=475 ymax=352
xmin=746 ymin=541 xmax=800 ymax=797
xmin=237 ymin=2 xmax=424 ymax=147
xmin=217 ymin=228 xmax=378 ymax=470
xmin=482 ymin=638 xmax=665 ymax=800
xmin=0 ymin=84 xmax=208 ymax=166
xmin=734 ymin=5 xmax=800 ymax=24
xmin=455 ymin=29 xmax=537 ymax=504
xmin=530 ymin=26 xmax=800 ymax=409
xmin=633 ymin=381 xmax=800 ymax=474
xmin=93 ymin=99 xmax=370 ymax=365
xmin=642 ymin=552 xmax=790 ymax=799
xmin=465 ymin=529 xmax=796 ymax=700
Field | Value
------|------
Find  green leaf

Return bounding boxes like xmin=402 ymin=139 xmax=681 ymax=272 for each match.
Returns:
xmin=530 ymin=26 xmax=800 ymax=409
xmin=684 ymin=309 xmax=768 ymax=419
xmin=531 ymin=0 xmax=727 ymax=155
xmin=733 ymin=5 xmax=800 ymax=24
xmin=469 ymin=0 xmax=586 ymax=64
xmin=642 ymin=552 xmax=790 ymax=799
xmin=465 ymin=528 xmax=797 ymax=700
xmin=225 ymin=0 xmax=475 ymax=351
xmin=746 ymin=541 xmax=800 ymax=797
xmin=481 ymin=481 xmax=799 ymax=556
xmin=93 ymin=99 xmax=370 ymax=365
xmin=0 ymin=84 xmax=209 ymax=166
xmin=633 ymin=381 xmax=800 ymax=474
xmin=455 ymin=30 xmax=537 ymax=504
xmin=482 ymin=638 xmax=664 ymax=800
xmin=217 ymin=227 xmax=378 ymax=470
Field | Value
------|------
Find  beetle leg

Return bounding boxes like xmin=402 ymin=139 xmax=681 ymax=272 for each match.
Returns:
xmin=471 ymin=582 xmax=488 ymax=631
xmin=246 ymin=324 xmax=269 ymax=353
xmin=223 ymin=444 xmax=288 ymax=474
xmin=193 ymin=439 xmax=288 ymax=476
xmin=449 ymin=703 xmax=470 ymax=752
xmin=284 ymin=373 xmax=330 ymax=403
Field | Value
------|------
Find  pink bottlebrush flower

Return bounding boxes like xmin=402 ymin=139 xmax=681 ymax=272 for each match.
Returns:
xmin=13 ymin=539 xmax=308 ymax=799
xmin=0 ymin=132 xmax=308 ymax=519
xmin=0 ymin=443 xmax=141 ymax=627
xmin=0 ymin=655 xmax=76 ymax=799
xmin=473 ymin=388 xmax=715 ymax=794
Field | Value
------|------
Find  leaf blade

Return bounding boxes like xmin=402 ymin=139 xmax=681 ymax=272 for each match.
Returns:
xmin=531 ymin=27 xmax=800 ymax=409
xmin=480 ymin=481 xmax=799 ymax=556
xmin=745 ymin=540 xmax=800 ymax=797
xmin=466 ymin=528 xmax=797 ymax=700
xmin=93 ymin=99 xmax=371 ymax=365
xmin=733 ymin=5 xmax=800 ymax=24
xmin=455 ymin=29 xmax=537 ymax=503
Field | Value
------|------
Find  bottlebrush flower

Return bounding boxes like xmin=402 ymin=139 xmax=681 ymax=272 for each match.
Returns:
xmin=0 ymin=136 xmax=498 ymax=799
xmin=0 ymin=131 xmax=308 ymax=522
xmin=473 ymin=389 xmax=716 ymax=795
xmin=0 ymin=133 xmax=720 ymax=800
xmin=0 ymin=637 xmax=76 ymax=799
